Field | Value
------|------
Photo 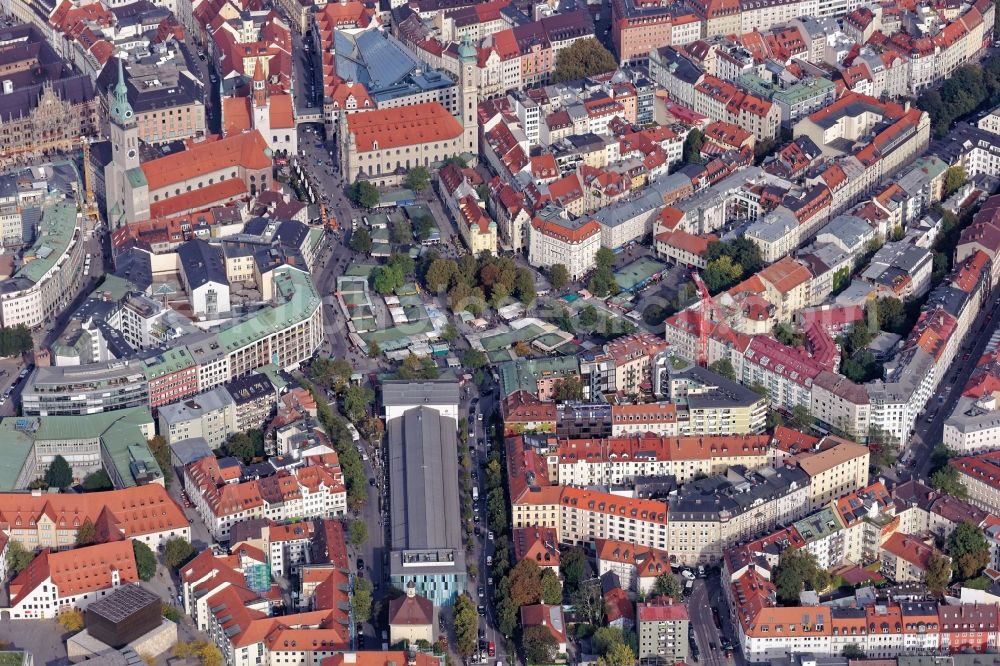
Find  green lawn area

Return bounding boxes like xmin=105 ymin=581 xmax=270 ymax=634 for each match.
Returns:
xmin=964 ymin=576 xmax=992 ymax=590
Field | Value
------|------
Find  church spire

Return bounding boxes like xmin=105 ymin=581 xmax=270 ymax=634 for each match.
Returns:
xmin=252 ymin=60 xmax=267 ymax=108
xmin=110 ymin=54 xmax=134 ymax=126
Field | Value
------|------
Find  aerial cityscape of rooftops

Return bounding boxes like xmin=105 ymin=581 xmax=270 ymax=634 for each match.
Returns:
xmin=11 ymin=0 xmax=1000 ymax=664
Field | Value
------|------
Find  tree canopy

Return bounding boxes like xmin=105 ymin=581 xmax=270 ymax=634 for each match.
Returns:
xmin=932 ymin=464 xmax=968 ymax=499
xmin=133 ymin=539 xmax=157 ymax=581
xmin=949 ymin=521 xmax=991 ymax=580
xmin=570 ymin=579 xmax=604 ymax=625
xmin=309 ymin=356 xmax=353 ymax=393
xmin=348 ymin=520 xmax=369 ymax=547
xmin=943 ymin=166 xmax=967 ymax=198
xmin=352 ymin=578 xmax=373 ymax=624
xmin=553 ymin=376 xmax=584 ymax=401
xmin=552 ymin=38 xmax=617 ymax=83
xmin=773 ymin=549 xmax=829 ymax=604
xmin=44 ymin=455 xmax=73 ymax=489
xmin=790 ymin=405 xmax=813 ymax=431
xmin=560 ymin=546 xmax=589 ymax=593
xmin=652 ymin=572 xmax=683 ymax=601
xmin=453 ymin=594 xmax=479 ymax=656
xmin=343 ymin=384 xmax=375 ymax=423
xmin=6 ymin=540 xmax=33 ymax=575
xmin=164 ymin=537 xmax=196 ymax=570
xmin=58 ymin=608 xmax=85 ymax=632
xmin=708 ymin=358 xmax=736 ymax=380
xmin=0 ymin=325 xmax=32 ymax=357
xmin=701 ymin=237 xmax=764 ymax=294
xmin=421 ymin=253 xmax=535 ymax=310
xmin=683 ymin=129 xmax=704 ymax=164
xmin=349 ymin=227 xmax=373 ymax=254
xmin=301 ymin=382 xmax=368 ymax=509
xmin=348 ymin=181 xmax=379 ymax=209
xmin=147 ymin=435 xmax=173 ymax=485
xmin=598 ymin=642 xmax=635 ymax=666
xmin=916 ymin=58 xmax=1000 ymax=138
xmin=404 ymin=166 xmax=431 ymax=192
xmin=926 ymin=553 xmax=952 ymax=594
xmin=82 ymin=469 xmax=113 ymax=491
xmin=225 ymin=432 xmax=258 ymax=463
xmin=549 ymin=264 xmax=570 ymax=290
xmin=842 ymin=645 xmax=865 ymax=659
xmin=523 ymin=625 xmax=558 ymax=664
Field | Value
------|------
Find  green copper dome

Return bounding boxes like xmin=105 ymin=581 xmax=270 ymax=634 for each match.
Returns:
xmin=458 ymin=35 xmax=476 ymax=62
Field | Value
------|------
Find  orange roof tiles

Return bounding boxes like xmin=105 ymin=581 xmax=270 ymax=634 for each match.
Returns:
xmin=0 ymin=486 xmax=187 ymax=540
xmin=268 ymin=93 xmax=295 ymax=129
xmin=637 ymin=600 xmax=688 ymax=621
xmin=611 ymin=401 xmax=679 ymax=425
xmin=503 ymin=390 xmax=558 ymax=426
xmin=595 ymin=538 xmax=670 ymax=578
xmin=530 ymin=154 xmax=559 ymax=180
xmin=313 ymin=0 xmax=372 ymax=28
xmin=555 ymin=434 xmax=770 ymax=465
xmin=658 ymin=206 xmax=684 ymax=231
xmin=345 ymin=102 xmax=463 ymax=152
xmin=758 ymin=256 xmax=812 ymax=295
xmin=703 ymin=120 xmax=752 ymax=149
xmin=952 ymin=452 xmax=1000 ymax=492
xmin=149 ymin=178 xmax=248 ymax=219
xmin=953 ymin=250 xmax=991 ymax=294
xmin=10 ymin=540 xmax=138 ymax=606
xmin=223 ymin=96 xmax=253 ymax=135
xmin=142 ymin=130 xmax=271 ymax=192
xmin=656 ymin=229 xmax=715 ymax=257
xmin=530 ymin=217 xmax=600 ymax=243
xmin=547 ymin=173 xmax=583 ymax=205
xmin=512 ymin=526 xmax=560 ymax=568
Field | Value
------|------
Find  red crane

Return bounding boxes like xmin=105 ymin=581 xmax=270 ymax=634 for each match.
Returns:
xmin=691 ymin=269 xmax=726 ymax=367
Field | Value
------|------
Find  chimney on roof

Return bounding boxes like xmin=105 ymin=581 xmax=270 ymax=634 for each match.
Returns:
xmin=406 ymin=580 xmax=416 ymax=598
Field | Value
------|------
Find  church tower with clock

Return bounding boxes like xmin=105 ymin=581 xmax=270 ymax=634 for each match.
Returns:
xmin=104 ymin=54 xmax=149 ymax=227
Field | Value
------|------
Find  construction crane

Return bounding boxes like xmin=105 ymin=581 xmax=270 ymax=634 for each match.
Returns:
xmin=80 ymin=136 xmax=99 ymax=226
xmin=691 ymin=268 xmax=727 ymax=367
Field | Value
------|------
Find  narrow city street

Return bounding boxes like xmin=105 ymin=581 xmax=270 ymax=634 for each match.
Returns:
xmin=907 ymin=292 xmax=1000 ymax=477
xmin=689 ymin=576 xmax=739 ymax=666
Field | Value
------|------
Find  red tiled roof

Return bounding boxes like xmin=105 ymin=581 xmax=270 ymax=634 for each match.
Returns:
xmin=0 ymin=486 xmax=187 ymax=541
xmin=10 ymin=541 xmax=138 ymax=607
xmin=142 ymin=131 xmax=271 ymax=191
xmin=345 ymin=103 xmax=463 ymax=152
xmin=530 ymin=217 xmax=599 ymax=243
xmin=637 ymin=601 xmax=689 ymax=622
xmin=882 ymin=532 xmax=937 ymax=570
xmin=149 ymin=178 xmax=248 ymax=218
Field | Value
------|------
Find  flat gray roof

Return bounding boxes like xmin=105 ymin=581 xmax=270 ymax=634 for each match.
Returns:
xmin=388 ymin=406 xmax=465 ymax=576
xmin=382 ymin=380 xmax=460 ymax=408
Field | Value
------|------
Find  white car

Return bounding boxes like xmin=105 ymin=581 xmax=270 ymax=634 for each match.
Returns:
xmin=680 ymin=569 xmax=696 ymax=581
xmin=488 ymin=531 xmax=494 ymax=541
